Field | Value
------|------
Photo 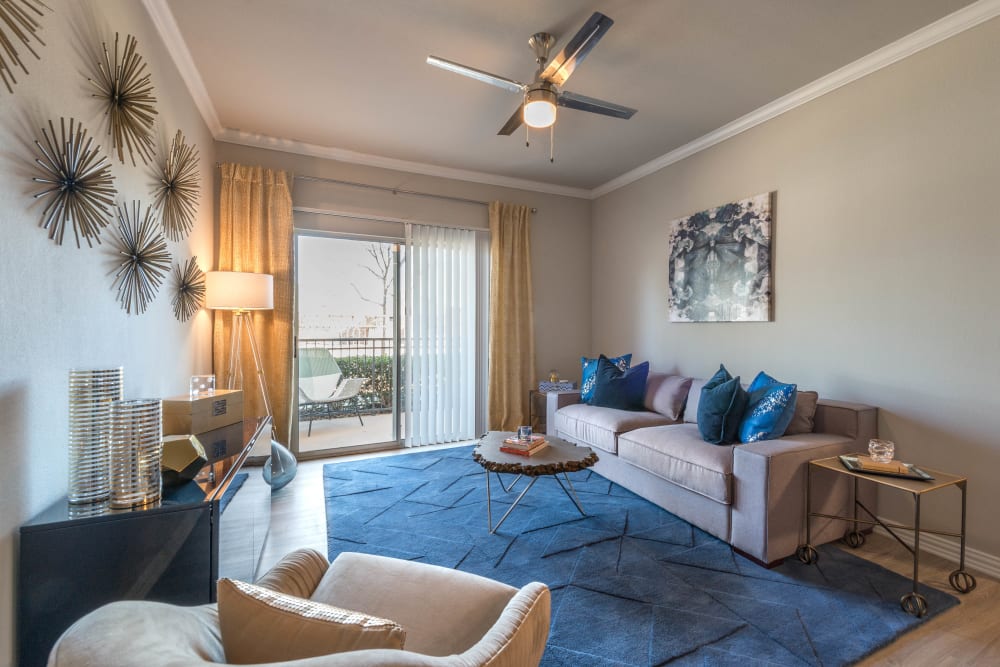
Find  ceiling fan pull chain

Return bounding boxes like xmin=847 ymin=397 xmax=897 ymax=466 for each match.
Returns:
xmin=550 ymin=124 xmax=555 ymax=163
xmin=524 ymin=91 xmax=530 ymax=147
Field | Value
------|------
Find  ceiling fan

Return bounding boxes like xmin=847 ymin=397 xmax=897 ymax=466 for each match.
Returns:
xmin=426 ymin=11 xmax=637 ymax=137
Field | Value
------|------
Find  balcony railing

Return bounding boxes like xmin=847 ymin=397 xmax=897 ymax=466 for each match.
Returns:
xmin=299 ymin=338 xmax=398 ymax=414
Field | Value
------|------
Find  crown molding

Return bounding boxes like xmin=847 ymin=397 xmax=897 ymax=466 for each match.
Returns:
xmin=216 ymin=129 xmax=592 ymax=199
xmin=591 ymin=0 xmax=1000 ymax=199
xmin=142 ymin=0 xmax=222 ymax=135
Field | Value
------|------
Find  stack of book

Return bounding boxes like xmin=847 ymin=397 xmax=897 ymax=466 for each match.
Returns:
xmin=501 ymin=435 xmax=549 ymax=457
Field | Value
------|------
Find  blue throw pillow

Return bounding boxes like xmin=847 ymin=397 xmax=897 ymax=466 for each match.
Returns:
xmin=590 ymin=356 xmax=650 ymax=411
xmin=581 ymin=353 xmax=631 ymax=403
xmin=697 ymin=364 xmax=748 ymax=445
xmin=739 ymin=371 xmax=798 ymax=443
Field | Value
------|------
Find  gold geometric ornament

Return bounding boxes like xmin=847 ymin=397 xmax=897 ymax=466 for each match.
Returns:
xmin=31 ymin=117 xmax=117 ymax=248
xmin=172 ymin=256 xmax=205 ymax=322
xmin=113 ymin=201 xmax=171 ymax=315
xmin=0 ymin=0 xmax=51 ymax=94
xmin=89 ymin=33 xmax=158 ymax=166
xmin=154 ymin=130 xmax=200 ymax=241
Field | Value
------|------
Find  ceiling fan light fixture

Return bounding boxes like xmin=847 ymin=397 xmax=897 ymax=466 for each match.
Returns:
xmin=523 ymin=87 xmax=557 ymax=128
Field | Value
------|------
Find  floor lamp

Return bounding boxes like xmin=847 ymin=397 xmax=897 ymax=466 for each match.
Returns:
xmin=205 ymin=271 xmax=297 ymax=489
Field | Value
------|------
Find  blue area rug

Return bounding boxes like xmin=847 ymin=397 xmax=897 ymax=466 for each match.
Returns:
xmin=323 ymin=445 xmax=957 ymax=666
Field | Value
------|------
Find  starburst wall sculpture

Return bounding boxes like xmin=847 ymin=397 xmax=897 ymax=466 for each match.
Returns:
xmin=154 ymin=130 xmax=200 ymax=241
xmin=172 ymin=256 xmax=205 ymax=322
xmin=31 ymin=117 xmax=117 ymax=247
xmin=89 ymin=32 xmax=158 ymax=166
xmin=0 ymin=0 xmax=51 ymax=94
xmin=113 ymin=202 xmax=171 ymax=315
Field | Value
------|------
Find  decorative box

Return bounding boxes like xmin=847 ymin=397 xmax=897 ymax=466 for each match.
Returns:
xmin=162 ymin=389 xmax=243 ymax=435
xmin=538 ymin=380 xmax=576 ymax=392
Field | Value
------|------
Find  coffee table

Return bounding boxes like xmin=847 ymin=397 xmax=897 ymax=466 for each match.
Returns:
xmin=473 ymin=432 xmax=598 ymax=534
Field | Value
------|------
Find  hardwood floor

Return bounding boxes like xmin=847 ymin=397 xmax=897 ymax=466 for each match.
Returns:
xmin=261 ymin=448 xmax=999 ymax=666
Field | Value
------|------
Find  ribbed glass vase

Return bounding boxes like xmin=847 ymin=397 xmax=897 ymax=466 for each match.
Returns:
xmin=67 ymin=368 xmax=123 ymax=504
xmin=108 ymin=399 xmax=163 ymax=509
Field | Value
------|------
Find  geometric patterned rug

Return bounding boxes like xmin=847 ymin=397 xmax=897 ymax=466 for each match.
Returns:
xmin=324 ymin=445 xmax=958 ymax=666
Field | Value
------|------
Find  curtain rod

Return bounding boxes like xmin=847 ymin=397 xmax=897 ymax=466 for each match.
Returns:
xmin=294 ymin=206 xmax=487 ymax=233
xmin=216 ymin=164 xmax=537 ymax=213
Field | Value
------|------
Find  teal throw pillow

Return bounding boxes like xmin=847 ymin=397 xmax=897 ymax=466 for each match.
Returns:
xmin=739 ymin=371 xmax=798 ymax=443
xmin=581 ymin=353 xmax=631 ymax=403
xmin=697 ymin=364 xmax=748 ymax=445
xmin=590 ymin=356 xmax=650 ymax=411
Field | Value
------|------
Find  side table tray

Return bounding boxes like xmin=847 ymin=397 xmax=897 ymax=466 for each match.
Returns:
xmin=795 ymin=455 xmax=976 ymax=617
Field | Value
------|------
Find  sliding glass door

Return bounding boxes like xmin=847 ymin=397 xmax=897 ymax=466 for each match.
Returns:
xmin=295 ymin=233 xmax=402 ymax=456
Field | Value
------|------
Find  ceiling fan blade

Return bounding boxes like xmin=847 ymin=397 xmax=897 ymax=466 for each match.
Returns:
xmin=426 ymin=56 xmax=526 ymax=93
xmin=540 ymin=12 xmax=614 ymax=87
xmin=558 ymin=91 xmax=637 ymax=119
xmin=497 ymin=104 xmax=524 ymax=135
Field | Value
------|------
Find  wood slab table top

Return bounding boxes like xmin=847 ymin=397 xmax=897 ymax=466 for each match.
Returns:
xmin=473 ymin=431 xmax=598 ymax=475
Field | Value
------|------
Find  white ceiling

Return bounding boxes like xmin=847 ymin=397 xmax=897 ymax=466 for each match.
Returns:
xmin=160 ymin=0 xmax=979 ymax=193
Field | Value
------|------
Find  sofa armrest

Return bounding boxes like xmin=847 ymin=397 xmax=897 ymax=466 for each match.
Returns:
xmin=546 ymin=391 xmax=581 ymax=433
xmin=254 ymin=548 xmax=330 ymax=598
xmin=731 ymin=402 xmax=879 ymax=564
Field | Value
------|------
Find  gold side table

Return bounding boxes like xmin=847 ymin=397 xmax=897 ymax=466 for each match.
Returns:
xmin=796 ymin=454 xmax=977 ymax=617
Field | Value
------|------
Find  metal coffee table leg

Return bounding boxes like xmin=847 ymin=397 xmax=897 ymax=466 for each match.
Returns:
xmin=555 ymin=472 xmax=586 ymax=516
xmin=489 ymin=476 xmax=538 ymax=534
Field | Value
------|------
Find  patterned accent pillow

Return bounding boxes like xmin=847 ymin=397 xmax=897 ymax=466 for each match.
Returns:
xmin=738 ymin=371 xmax=798 ymax=443
xmin=697 ymin=364 xmax=748 ymax=445
xmin=581 ymin=353 xmax=632 ymax=403
xmin=217 ymin=578 xmax=405 ymax=663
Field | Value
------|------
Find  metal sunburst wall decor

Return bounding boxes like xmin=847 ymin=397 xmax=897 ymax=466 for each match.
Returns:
xmin=154 ymin=130 xmax=200 ymax=241
xmin=113 ymin=201 xmax=171 ymax=315
xmin=89 ymin=32 xmax=158 ymax=166
xmin=172 ymin=256 xmax=205 ymax=322
xmin=0 ymin=0 xmax=51 ymax=94
xmin=32 ymin=117 xmax=117 ymax=248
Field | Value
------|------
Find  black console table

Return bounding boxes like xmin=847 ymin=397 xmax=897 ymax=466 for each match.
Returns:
xmin=17 ymin=418 xmax=271 ymax=667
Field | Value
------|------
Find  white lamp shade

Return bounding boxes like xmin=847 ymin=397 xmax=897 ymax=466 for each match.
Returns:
xmin=205 ymin=271 xmax=274 ymax=310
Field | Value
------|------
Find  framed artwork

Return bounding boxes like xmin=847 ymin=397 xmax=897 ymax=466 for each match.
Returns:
xmin=668 ymin=192 xmax=773 ymax=322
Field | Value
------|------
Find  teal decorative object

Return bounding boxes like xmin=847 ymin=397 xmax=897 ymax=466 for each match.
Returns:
xmin=263 ymin=440 xmax=297 ymax=491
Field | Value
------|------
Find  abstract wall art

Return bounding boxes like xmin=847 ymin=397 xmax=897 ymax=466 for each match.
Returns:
xmin=112 ymin=201 xmax=171 ymax=315
xmin=668 ymin=192 xmax=774 ymax=322
xmin=171 ymin=256 xmax=205 ymax=322
xmin=0 ymin=0 xmax=51 ymax=94
xmin=153 ymin=129 xmax=200 ymax=241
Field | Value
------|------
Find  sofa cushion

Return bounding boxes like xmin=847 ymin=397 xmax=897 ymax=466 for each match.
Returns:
xmin=217 ymin=578 xmax=405 ymax=664
xmin=785 ymin=390 xmax=819 ymax=435
xmin=554 ymin=403 xmax=676 ymax=454
xmin=683 ymin=378 xmax=708 ymax=423
xmin=591 ymin=357 xmax=649 ymax=410
xmin=644 ymin=373 xmax=693 ymax=420
xmin=618 ymin=424 xmax=735 ymax=504
xmin=738 ymin=371 xmax=798 ymax=443
xmin=697 ymin=366 xmax=748 ymax=445
xmin=581 ymin=353 xmax=631 ymax=403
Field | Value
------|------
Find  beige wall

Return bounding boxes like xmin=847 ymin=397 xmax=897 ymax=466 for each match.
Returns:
xmin=591 ymin=18 xmax=1000 ymax=559
xmin=0 ymin=2 xmax=216 ymax=664
xmin=215 ymin=142 xmax=593 ymax=393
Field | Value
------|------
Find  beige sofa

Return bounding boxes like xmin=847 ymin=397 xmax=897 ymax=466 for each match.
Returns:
xmin=48 ymin=549 xmax=550 ymax=667
xmin=548 ymin=372 xmax=877 ymax=565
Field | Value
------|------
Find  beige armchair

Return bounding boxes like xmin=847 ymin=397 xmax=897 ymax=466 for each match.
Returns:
xmin=47 ymin=549 xmax=551 ymax=667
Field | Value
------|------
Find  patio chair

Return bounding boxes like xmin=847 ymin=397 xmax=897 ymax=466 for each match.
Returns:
xmin=298 ymin=349 xmax=369 ymax=436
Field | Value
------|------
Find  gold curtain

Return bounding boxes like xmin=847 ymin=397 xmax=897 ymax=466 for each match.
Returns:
xmin=213 ymin=163 xmax=294 ymax=446
xmin=488 ymin=201 xmax=535 ymax=431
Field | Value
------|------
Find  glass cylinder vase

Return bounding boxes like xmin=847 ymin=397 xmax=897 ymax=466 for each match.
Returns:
xmin=109 ymin=399 xmax=163 ymax=509
xmin=67 ymin=368 xmax=123 ymax=504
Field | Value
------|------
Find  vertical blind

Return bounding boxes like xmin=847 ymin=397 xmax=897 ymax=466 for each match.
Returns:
xmin=404 ymin=224 xmax=477 ymax=446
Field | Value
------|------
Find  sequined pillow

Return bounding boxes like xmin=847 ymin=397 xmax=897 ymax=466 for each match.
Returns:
xmin=738 ymin=371 xmax=798 ymax=443
xmin=581 ymin=353 xmax=632 ymax=403
xmin=217 ymin=578 xmax=405 ymax=663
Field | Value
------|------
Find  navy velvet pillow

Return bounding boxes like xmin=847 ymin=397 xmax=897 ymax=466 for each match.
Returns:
xmin=590 ymin=356 xmax=650 ymax=411
xmin=697 ymin=364 xmax=748 ymax=445
xmin=581 ymin=353 xmax=632 ymax=403
xmin=738 ymin=371 xmax=798 ymax=443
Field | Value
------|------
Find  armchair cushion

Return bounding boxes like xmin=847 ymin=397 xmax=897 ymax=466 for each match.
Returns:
xmin=217 ymin=578 xmax=406 ymax=664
